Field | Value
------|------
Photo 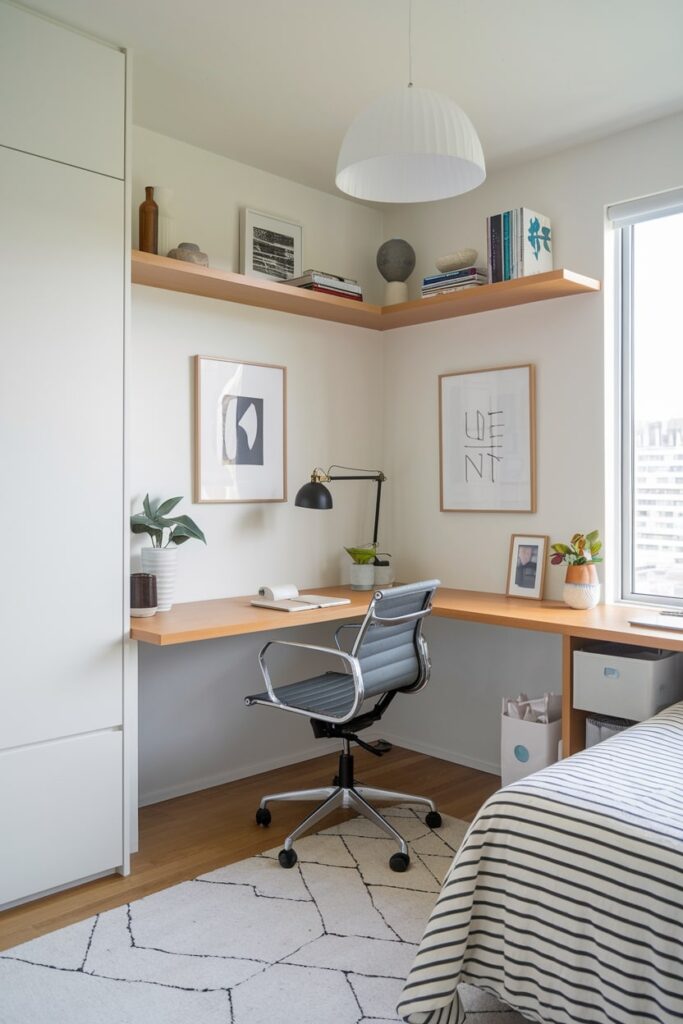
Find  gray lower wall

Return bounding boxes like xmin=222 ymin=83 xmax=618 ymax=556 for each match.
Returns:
xmin=138 ymin=617 xmax=562 ymax=804
xmin=138 ymin=621 xmax=352 ymax=805
xmin=379 ymin=618 xmax=562 ymax=774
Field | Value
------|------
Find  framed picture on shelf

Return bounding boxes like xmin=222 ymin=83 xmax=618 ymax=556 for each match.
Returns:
xmin=195 ymin=355 xmax=287 ymax=503
xmin=240 ymin=208 xmax=303 ymax=282
xmin=439 ymin=363 xmax=536 ymax=512
xmin=506 ymin=534 xmax=548 ymax=600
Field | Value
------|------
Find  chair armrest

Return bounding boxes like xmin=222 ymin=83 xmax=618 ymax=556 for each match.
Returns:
xmin=257 ymin=639 xmax=365 ymax=723
xmin=333 ymin=622 xmax=361 ymax=651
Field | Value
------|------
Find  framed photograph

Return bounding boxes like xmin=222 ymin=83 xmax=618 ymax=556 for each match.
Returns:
xmin=439 ymin=363 xmax=536 ymax=512
xmin=506 ymin=534 xmax=548 ymax=600
xmin=195 ymin=356 xmax=287 ymax=503
xmin=240 ymin=208 xmax=303 ymax=282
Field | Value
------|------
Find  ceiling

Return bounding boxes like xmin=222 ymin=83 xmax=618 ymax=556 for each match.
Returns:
xmin=28 ymin=0 xmax=683 ymax=199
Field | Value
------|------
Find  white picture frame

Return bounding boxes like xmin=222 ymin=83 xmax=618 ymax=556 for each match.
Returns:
xmin=439 ymin=363 xmax=536 ymax=512
xmin=195 ymin=355 xmax=287 ymax=503
xmin=506 ymin=534 xmax=548 ymax=600
xmin=239 ymin=208 xmax=303 ymax=282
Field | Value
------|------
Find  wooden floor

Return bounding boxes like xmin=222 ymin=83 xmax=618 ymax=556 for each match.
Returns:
xmin=0 ymin=747 xmax=499 ymax=952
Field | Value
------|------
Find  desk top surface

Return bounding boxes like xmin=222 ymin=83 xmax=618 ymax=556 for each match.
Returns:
xmin=129 ymin=586 xmax=683 ymax=651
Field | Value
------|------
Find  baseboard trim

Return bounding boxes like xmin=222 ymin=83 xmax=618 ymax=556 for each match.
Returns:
xmin=377 ymin=731 xmax=500 ymax=778
xmin=139 ymin=735 xmax=499 ymax=808
xmin=139 ymin=739 xmax=339 ymax=807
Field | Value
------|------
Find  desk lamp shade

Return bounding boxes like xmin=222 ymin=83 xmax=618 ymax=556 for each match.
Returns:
xmin=295 ymin=481 xmax=333 ymax=510
xmin=335 ymin=85 xmax=486 ymax=204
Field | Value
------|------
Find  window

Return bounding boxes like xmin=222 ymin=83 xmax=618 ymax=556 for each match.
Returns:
xmin=612 ymin=189 xmax=683 ymax=604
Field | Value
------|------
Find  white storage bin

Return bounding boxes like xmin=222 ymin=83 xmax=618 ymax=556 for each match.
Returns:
xmin=501 ymin=710 xmax=562 ymax=787
xmin=585 ymin=714 xmax=634 ymax=748
xmin=574 ymin=642 xmax=683 ymax=721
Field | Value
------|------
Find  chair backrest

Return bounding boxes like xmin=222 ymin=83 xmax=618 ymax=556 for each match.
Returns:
xmin=352 ymin=580 xmax=440 ymax=701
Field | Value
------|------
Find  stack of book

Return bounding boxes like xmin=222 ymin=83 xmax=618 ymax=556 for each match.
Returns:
xmin=486 ymin=208 xmax=553 ymax=283
xmin=421 ymin=266 xmax=487 ymax=298
xmin=284 ymin=269 xmax=363 ymax=302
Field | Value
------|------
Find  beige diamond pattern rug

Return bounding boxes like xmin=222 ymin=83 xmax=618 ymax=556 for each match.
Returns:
xmin=0 ymin=807 xmax=525 ymax=1023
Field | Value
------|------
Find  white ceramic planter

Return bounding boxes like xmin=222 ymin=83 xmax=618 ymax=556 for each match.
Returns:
xmin=373 ymin=563 xmax=394 ymax=587
xmin=141 ymin=546 xmax=178 ymax=611
xmin=350 ymin=563 xmax=375 ymax=591
xmin=563 ymin=581 xmax=601 ymax=609
xmin=563 ymin=564 xmax=600 ymax=610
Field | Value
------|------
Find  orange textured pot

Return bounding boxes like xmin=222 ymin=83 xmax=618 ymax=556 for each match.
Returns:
xmin=565 ymin=563 xmax=599 ymax=586
xmin=563 ymin=562 xmax=600 ymax=609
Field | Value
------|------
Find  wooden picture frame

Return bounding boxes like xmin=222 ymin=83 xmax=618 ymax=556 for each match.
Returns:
xmin=194 ymin=355 xmax=287 ymax=503
xmin=239 ymin=208 xmax=303 ymax=282
xmin=439 ymin=363 xmax=536 ymax=512
xmin=506 ymin=534 xmax=548 ymax=600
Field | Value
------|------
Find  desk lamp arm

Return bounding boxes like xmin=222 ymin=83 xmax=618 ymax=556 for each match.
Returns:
xmin=312 ymin=465 xmax=386 ymax=548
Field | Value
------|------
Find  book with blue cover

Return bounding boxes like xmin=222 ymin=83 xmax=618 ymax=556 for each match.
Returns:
xmin=423 ymin=266 xmax=480 ymax=285
xmin=487 ymin=208 xmax=552 ymax=281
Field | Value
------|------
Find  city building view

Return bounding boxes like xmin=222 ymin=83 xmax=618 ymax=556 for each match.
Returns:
xmin=634 ymin=418 xmax=683 ymax=597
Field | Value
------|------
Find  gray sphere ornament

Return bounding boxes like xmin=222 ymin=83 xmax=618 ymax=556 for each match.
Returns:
xmin=376 ymin=238 xmax=416 ymax=282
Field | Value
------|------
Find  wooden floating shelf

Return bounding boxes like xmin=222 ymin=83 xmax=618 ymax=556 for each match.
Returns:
xmin=131 ymin=250 xmax=601 ymax=332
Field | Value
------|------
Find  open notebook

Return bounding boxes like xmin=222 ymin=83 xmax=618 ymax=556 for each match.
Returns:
xmin=251 ymin=584 xmax=351 ymax=613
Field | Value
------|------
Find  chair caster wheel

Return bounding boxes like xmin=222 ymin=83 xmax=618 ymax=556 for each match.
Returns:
xmin=425 ymin=810 xmax=442 ymax=829
xmin=389 ymin=852 xmax=410 ymax=873
xmin=278 ymin=848 xmax=298 ymax=869
xmin=255 ymin=807 xmax=271 ymax=827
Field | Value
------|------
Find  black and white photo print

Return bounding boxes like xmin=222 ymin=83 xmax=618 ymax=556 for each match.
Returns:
xmin=240 ymin=209 xmax=303 ymax=282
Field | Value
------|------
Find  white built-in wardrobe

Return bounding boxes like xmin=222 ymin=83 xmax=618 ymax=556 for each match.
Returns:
xmin=0 ymin=2 xmax=129 ymax=906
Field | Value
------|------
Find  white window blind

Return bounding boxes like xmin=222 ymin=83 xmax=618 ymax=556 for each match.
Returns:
xmin=608 ymin=186 xmax=683 ymax=227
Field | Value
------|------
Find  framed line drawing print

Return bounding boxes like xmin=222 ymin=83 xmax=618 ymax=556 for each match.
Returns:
xmin=439 ymin=364 xmax=536 ymax=512
xmin=195 ymin=356 xmax=287 ymax=503
xmin=506 ymin=534 xmax=548 ymax=600
xmin=239 ymin=208 xmax=303 ymax=282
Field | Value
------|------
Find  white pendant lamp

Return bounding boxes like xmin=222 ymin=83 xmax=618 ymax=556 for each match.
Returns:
xmin=335 ymin=4 xmax=485 ymax=203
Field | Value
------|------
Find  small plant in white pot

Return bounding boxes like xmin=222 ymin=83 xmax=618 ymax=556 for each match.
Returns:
xmin=345 ymin=545 xmax=376 ymax=591
xmin=131 ymin=494 xmax=206 ymax=611
xmin=550 ymin=530 xmax=602 ymax=609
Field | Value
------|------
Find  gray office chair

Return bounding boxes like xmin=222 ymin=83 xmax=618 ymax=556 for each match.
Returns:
xmin=245 ymin=580 xmax=441 ymax=872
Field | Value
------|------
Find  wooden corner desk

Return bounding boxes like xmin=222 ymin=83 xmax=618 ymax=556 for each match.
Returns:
xmin=130 ymin=586 xmax=683 ymax=759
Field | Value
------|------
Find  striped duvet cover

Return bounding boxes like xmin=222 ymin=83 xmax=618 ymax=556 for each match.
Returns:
xmin=399 ymin=701 xmax=683 ymax=1024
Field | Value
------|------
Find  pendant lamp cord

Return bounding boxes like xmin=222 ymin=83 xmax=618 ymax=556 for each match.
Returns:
xmin=407 ymin=0 xmax=413 ymax=86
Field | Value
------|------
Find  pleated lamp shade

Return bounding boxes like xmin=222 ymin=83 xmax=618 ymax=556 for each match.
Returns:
xmin=336 ymin=85 xmax=485 ymax=203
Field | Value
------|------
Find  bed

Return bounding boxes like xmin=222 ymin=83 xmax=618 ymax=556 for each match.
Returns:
xmin=398 ymin=701 xmax=683 ymax=1024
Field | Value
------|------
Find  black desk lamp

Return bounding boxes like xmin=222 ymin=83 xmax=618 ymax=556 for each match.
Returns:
xmin=295 ymin=465 xmax=386 ymax=549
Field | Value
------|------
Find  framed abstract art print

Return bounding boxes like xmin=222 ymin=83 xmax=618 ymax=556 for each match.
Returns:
xmin=439 ymin=363 xmax=536 ymax=512
xmin=195 ymin=356 xmax=287 ymax=503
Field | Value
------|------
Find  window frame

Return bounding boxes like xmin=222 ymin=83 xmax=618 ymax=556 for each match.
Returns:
xmin=616 ymin=195 xmax=683 ymax=607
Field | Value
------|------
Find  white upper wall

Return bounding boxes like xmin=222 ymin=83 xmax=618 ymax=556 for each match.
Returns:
xmin=131 ymin=113 xmax=683 ymax=606
xmin=129 ymin=112 xmax=683 ymax=795
xmin=380 ymin=112 xmax=683 ymax=600
xmin=132 ymin=125 xmax=385 ymax=304
xmin=384 ymin=112 xmax=683 ymax=297
xmin=130 ymin=126 xmax=387 ymax=603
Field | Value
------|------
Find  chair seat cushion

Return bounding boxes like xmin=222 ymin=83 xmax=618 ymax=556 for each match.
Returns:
xmin=246 ymin=671 xmax=356 ymax=719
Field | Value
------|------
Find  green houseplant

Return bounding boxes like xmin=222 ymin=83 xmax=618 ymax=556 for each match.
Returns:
xmin=344 ymin=544 xmax=376 ymax=591
xmin=131 ymin=495 xmax=206 ymax=611
xmin=131 ymin=494 xmax=206 ymax=547
xmin=550 ymin=530 xmax=602 ymax=609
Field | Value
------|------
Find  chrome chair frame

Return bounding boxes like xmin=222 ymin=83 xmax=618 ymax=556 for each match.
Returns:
xmin=246 ymin=582 xmax=441 ymax=868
